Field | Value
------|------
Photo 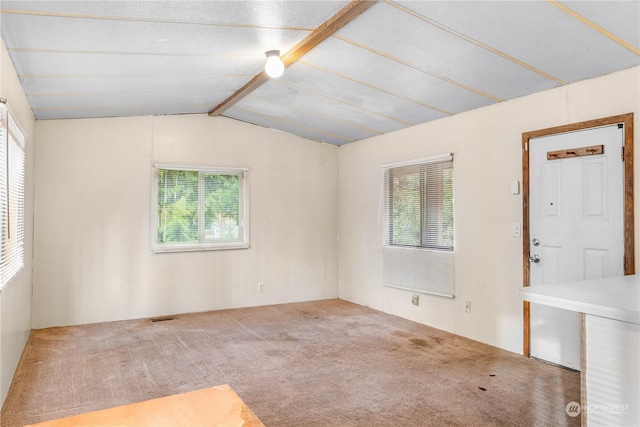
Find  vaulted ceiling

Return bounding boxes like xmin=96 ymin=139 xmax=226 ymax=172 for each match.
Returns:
xmin=1 ymin=1 xmax=639 ymax=145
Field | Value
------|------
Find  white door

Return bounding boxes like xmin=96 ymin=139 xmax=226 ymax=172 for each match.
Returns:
xmin=529 ymin=124 xmax=624 ymax=370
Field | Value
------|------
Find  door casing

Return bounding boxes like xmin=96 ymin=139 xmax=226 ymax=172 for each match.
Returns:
xmin=522 ymin=113 xmax=635 ymax=357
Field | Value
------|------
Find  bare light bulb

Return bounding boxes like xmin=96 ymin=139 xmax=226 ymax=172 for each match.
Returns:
xmin=265 ymin=50 xmax=284 ymax=78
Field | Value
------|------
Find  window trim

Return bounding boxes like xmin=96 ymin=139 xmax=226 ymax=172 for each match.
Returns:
xmin=0 ymin=105 xmax=27 ymax=290
xmin=383 ymin=153 xmax=454 ymax=252
xmin=151 ymin=163 xmax=250 ymax=253
xmin=381 ymin=153 xmax=455 ymax=298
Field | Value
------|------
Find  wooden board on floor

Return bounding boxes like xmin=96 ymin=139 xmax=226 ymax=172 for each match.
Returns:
xmin=24 ymin=384 xmax=264 ymax=427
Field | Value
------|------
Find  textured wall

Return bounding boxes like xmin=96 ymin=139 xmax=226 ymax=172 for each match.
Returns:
xmin=337 ymin=66 xmax=640 ymax=354
xmin=0 ymin=40 xmax=36 ymax=407
xmin=33 ymin=114 xmax=338 ymax=328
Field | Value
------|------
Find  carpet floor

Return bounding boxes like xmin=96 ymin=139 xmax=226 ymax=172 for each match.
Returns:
xmin=1 ymin=299 xmax=580 ymax=426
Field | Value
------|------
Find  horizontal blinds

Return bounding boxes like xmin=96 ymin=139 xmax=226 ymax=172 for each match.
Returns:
xmin=382 ymin=154 xmax=455 ymax=298
xmin=383 ymin=246 xmax=455 ymax=298
xmin=384 ymin=163 xmax=421 ymax=246
xmin=0 ymin=118 xmax=7 ymax=287
xmin=0 ymin=108 xmax=26 ymax=289
xmin=200 ymin=171 xmax=245 ymax=243
xmin=157 ymin=169 xmax=199 ymax=244
xmin=155 ymin=167 xmax=247 ymax=250
xmin=425 ymin=161 xmax=454 ymax=249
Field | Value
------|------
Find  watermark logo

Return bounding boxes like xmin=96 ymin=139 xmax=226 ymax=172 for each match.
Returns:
xmin=566 ymin=401 xmax=581 ymax=417
xmin=566 ymin=401 xmax=630 ymax=417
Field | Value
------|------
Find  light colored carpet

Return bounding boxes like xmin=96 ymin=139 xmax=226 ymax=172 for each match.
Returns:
xmin=1 ymin=299 xmax=580 ymax=426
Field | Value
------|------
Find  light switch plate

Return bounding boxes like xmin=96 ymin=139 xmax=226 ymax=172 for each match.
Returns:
xmin=511 ymin=180 xmax=520 ymax=195
xmin=512 ymin=223 xmax=521 ymax=238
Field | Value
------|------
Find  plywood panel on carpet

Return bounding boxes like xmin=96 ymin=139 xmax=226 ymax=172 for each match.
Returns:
xmin=23 ymin=385 xmax=263 ymax=427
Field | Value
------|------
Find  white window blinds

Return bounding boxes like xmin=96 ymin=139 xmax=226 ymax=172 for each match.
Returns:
xmin=153 ymin=164 xmax=249 ymax=253
xmin=382 ymin=154 xmax=455 ymax=298
xmin=0 ymin=105 xmax=26 ymax=289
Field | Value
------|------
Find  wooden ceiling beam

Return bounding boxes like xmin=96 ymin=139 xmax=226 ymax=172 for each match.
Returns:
xmin=208 ymin=0 xmax=377 ymax=117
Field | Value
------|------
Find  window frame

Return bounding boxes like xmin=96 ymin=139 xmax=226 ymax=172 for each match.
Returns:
xmin=384 ymin=155 xmax=454 ymax=252
xmin=151 ymin=163 xmax=250 ymax=253
xmin=0 ymin=106 xmax=27 ymax=289
xmin=381 ymin=153 xmax=455 ymax=298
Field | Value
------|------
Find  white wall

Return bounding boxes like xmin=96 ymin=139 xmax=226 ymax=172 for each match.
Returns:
xmin=338 ymin=66 xmax=640 ymax=354
xmin=17 ymin=55 xmax=640 ymax=369
xmin=0 ymin=41 xmax=36 ymax=406
xmin=32 ymin=115 xmax=338 ymax=328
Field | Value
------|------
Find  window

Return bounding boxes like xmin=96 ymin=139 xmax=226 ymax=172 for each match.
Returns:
xmin=0 ymin=105 xmax=26 ymax=289
xmin=382 ymin=154 xmax=455 ymax=297
xmin=385 ymin=159 xmax=454 ymax=250
xmin=153 ymin=164 xmax=248 ymax=252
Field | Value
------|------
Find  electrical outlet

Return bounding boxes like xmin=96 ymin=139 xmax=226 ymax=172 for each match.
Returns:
xmin=258 ymin=282 xmax=264 ymax=293
xmin=412 ymin=294 xmax=419 ymax=306
xmin=465 ymin=301 xmax=471 ymax=313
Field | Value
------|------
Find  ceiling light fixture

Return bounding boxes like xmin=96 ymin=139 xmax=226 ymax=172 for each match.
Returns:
xmin=264 ymin=50 xmax=284 ymax=78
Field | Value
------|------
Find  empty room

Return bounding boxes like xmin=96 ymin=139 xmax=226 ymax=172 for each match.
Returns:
xmin=0 ymin=1 xmax=639 ymax=426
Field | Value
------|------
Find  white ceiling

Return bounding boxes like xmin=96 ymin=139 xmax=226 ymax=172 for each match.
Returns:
xmin=1 ymin=1 xmax=639 ymax=145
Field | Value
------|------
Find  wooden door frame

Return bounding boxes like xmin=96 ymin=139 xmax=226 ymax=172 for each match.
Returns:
xmin=522 ymin=113 xmax=635 ymax=356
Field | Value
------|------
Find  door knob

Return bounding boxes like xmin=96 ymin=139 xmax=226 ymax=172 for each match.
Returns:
xmin=529 ymin=254 xmax=540 ymax=263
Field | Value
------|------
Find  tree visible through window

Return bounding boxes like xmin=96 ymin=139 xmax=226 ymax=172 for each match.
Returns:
xmin=386 ymin=159 xmax=454 ymax=250
xmin=382 ymin=154 xmax=456 ymax=298
xmin=154 ymin=166 xmax=248 ymax=252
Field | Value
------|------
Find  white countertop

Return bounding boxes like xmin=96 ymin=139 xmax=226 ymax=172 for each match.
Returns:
xmin=520 ymin=275 xmax=640 ymax=325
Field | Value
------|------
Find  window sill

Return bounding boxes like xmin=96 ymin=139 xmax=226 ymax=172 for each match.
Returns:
xmin=384 ymin=245 xmax=454 ymax=253
xmin=152 ymin=242 xmax=250 ymax=254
